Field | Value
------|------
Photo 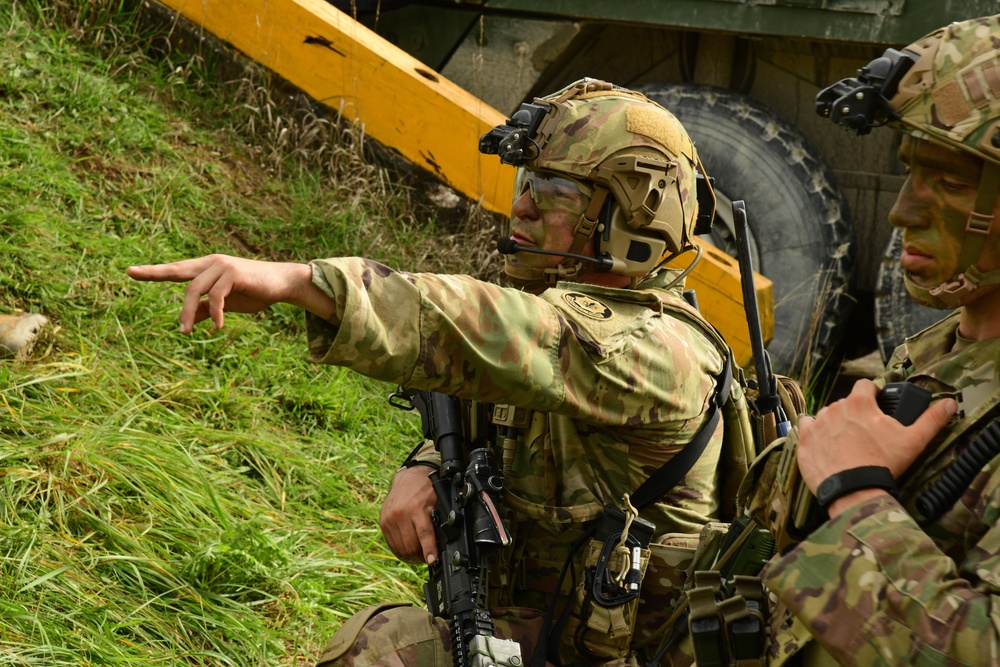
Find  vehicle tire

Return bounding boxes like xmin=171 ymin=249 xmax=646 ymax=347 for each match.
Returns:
xmin=874 ymin=227 xmax=954 ymax=363
xmin=638 ymin=83 xmax=856 ymax=376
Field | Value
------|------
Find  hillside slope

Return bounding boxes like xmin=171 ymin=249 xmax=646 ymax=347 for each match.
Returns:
xmin=0 ymin=2 xmax=477 ymax=663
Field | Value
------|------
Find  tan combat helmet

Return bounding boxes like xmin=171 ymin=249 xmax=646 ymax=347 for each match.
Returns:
xmin=480 ymin=79 xmax=715 ymax=287
xmin=817 ymin=14 xmax=1000 ymax=308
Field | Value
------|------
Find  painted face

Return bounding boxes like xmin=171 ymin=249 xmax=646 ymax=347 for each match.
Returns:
xmin=507 ymin=169 xmax=594 ymax=270
xmin=889 ymin=136 xmax=1000 ymax=292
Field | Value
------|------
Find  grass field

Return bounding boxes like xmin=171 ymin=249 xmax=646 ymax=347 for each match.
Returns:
xmin=0 ymin=1 xmax=497 ymax=663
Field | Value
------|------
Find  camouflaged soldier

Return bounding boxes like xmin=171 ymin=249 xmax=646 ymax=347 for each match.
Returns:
xmin=748 ymin=14 xmax=1000 ymax=666
xmin=128 ymin=79 xmax=749 ymax=666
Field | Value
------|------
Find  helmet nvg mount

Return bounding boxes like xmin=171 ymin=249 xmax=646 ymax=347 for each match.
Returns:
xmin=817 ymin=14 xmax=1000 ymax=309
xmin=480 ymin=78 xmax=716 ymax=287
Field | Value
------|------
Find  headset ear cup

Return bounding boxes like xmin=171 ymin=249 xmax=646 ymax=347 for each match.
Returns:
xmin=601 ymin=204 xmax=667 ymax=277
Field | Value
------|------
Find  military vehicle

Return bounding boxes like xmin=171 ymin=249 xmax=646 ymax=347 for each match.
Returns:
xmin=346 ymin=0 xmax=999 ymax=373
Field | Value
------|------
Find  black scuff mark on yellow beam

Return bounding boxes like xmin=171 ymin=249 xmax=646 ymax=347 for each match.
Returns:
xmin=420 ymin=151 xmax=444 ymax=179
xmin=414 ymin=68 xmax=439 ymax=83
xmin=304 ymin=35 xmax=345 ymax=57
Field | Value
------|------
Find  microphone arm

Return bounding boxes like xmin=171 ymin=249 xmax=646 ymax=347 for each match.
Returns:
xmin=496 ymin=238 xmax=615 ymax=271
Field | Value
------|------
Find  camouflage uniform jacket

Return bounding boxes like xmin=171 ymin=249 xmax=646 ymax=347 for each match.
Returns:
xmin=763 ymin=310 xmax=1000 ymax=666
xmin=305 ymin=257 xmax=729 ymax=663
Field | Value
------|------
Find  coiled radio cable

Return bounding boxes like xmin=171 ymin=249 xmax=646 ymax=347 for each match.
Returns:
xmin=916 ymin=419 xmax=1000 ymax=524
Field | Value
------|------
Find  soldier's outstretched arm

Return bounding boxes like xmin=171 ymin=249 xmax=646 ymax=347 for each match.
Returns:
xmin=127 ymin=254 xmax=336 ymax=333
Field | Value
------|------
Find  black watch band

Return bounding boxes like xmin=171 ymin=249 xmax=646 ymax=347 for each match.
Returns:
xmin=399 ymin=459 xmax=437 ymax=472
xmin=815 ymin=465 xmax=897 ymax=512
xmin=398 ymin=441 xmax=438 ymax=472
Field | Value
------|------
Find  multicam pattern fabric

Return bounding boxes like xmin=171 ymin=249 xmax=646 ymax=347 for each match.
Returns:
xmin=891 ymin=14 xmax=1000 ymax=166
xmin=307 ymin=257 xmax=730 ymax=666
xmin=316 ymin=604 xmax=553 ymax=667
xmin=762 ymin=311 xmax=1000 ymax=665
xmin=534 ymin=83 xmax=697 ymax=180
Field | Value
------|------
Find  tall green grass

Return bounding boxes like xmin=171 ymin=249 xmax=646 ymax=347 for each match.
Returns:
xmin=0 ymin=1 xmax=490 ymax=663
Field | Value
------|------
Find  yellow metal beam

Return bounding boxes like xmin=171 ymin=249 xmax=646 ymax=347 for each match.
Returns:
xmin=687 ymin=241 xmax=774 ymax=365
xmin=153 ymin=0 xmax=772 ymax=366
xmin=159 ymin=0 xmax=514 ymax=214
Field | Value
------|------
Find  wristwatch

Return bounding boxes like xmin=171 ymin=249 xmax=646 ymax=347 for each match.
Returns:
xmin=816 ymin=465 xmax=897 ymax=512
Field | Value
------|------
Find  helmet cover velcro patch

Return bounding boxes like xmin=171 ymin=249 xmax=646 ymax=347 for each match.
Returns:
xmin=890 ymin=15 xmax=1000 ymax=164
xmin=933 ymin=79 xmax=972 ymax=127
xmin=962 ymin=69 xmax=989 ymax=108
xmin=625 ymin=106 xmax=690 ymax=161
xmin=983 ymin=61 xmax=1000 ymax=98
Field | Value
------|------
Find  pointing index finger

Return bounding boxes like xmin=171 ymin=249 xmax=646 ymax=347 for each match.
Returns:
xmin=126 ymin=256 xmax=216 ymax=283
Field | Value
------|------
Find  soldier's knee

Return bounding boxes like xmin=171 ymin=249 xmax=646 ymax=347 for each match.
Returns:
xmin=316 ymin=604 xmax=450 ymax=667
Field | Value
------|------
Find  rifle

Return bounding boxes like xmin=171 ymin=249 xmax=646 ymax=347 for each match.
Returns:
xmin=389 ymin=388 xmax=523 ymax=667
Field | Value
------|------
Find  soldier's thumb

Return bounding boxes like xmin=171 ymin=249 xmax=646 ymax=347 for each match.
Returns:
xmin=908 ymin=398 xmax=957 ymax=445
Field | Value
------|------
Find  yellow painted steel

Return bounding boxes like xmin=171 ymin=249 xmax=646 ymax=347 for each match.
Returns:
xmin=159 ymin=0 xmax=514 ymax=214
xmin=683 ymin=241 xmax=774 ymax=365
xmin=154 ymin=0 xmax=772 ymax=366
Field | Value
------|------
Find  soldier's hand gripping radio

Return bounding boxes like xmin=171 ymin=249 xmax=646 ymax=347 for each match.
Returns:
xmin=774 ymin=382 xmax=932 ymax=552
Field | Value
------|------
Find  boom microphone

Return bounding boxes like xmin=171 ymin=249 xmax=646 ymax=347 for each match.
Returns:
xmin=496 ymin=237 xmax=615 ymax=270
xmin=496 ymin=237 xmax=521 ymax=254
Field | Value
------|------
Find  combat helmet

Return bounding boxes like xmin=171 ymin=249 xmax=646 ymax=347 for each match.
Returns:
xmin=480 ymin=79 xmax=715 ymax=287
xmin=816 ymin=14 xmax=1000 ymax=308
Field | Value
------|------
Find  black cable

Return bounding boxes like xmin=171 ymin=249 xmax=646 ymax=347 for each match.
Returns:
xmin=643 ymin=609 xmax=690 ymax=667
xmin=529 ymin=526 xmax=595 ymax=667
xmin=916 ymin=419 xmax=1000 ymax=524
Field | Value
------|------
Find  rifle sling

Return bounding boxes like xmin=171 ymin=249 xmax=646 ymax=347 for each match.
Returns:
xmin=630 ymin=354 xmax=733 ymax=510
xmin=533 ymin=355 xmax=733 ymax=667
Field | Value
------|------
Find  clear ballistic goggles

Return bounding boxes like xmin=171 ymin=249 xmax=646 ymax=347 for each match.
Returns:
xmin=513 ymin=168 xmax=593 ymax=216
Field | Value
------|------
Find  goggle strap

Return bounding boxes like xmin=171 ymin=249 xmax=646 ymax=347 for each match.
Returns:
xmin=970 ymin=160 xmax=1000 ymax=232
xmin=955 ymin=160 xmax=1000 ymax=280
xmin=569 ymin=186 xmax=610 ymax=256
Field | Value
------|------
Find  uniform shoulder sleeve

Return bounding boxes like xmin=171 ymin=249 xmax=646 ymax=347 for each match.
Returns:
xmin=764 ymin=488 xmax=1000 ymax=665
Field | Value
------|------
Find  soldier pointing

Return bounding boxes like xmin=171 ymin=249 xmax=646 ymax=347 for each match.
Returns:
xmin=129 ymin=80 xmax=750 ymax=666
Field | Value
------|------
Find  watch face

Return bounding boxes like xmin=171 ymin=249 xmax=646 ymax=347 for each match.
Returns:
xmin=816 ymin=476 xmax=840 ymax=508
xmin=816 ymin=466 xmax=897 ymax=509
xmin=817 ymin=477 xmax=839 ymax=498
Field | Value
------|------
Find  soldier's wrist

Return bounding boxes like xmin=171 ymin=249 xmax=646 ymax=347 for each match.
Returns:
xmin=397 ymin=459 xmax=437 ymax=474
xmin=398 ymin=440 xmax=440 ymax=474
xmin=825 ymin=488 xmax=891 ymax=518
xmin=816 ymin=465 xmax=897 ymax=516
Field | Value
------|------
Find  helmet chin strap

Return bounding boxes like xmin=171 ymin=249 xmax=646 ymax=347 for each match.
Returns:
xmin=502 ymin=257 xmax=590 ymax=292
xmin=905 ymin=160 xmax=1000 ymax=309
xmin=502 ymin=185 xmax=612 ymax=288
